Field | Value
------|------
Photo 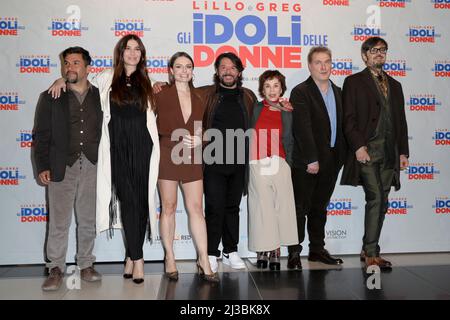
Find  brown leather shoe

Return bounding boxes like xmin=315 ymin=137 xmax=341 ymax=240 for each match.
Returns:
xmin=365 ymin=256 xmax=392 ymax=270
xmin=80 ymin=266 xmax=102 ymax=282
xmin=42 ymin=267 xmax=63 ymax=291
xmin=360 ymin=250 xmax=366 ymax=261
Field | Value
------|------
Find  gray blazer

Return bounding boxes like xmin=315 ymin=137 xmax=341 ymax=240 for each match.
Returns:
xmin=250 ymin=101 xmax=294 ymax=166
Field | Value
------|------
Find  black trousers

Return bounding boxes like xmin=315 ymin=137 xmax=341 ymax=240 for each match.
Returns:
xmin=121 ymin=199 xmax=149 ymax=261
xmin=204 ymin=164 xmax=245 ymax=257
xmin=288 ymin=151 xmax=340 ymax=254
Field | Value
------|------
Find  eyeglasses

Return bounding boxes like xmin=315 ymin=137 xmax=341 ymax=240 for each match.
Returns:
xmin=368 ymin=47 xmax=387 ymax=54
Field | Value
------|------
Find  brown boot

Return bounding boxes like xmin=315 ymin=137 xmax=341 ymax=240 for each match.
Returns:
xmin=80 ymin=266 xmax=102 ymax=282
xmin=42 ymin=267 xmax=63 ymax=291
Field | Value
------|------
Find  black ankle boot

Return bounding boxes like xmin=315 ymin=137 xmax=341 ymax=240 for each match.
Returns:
xmin=269 ymin=248 xmax=280 ymax=271
xmin=256 ymin=252 xmax=269 ymax=269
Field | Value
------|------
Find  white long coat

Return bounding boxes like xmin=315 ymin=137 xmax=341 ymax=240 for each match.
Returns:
xmin=92 ymin=69 xmax=160 ymax=241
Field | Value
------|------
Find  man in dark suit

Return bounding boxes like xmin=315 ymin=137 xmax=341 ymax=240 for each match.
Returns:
xmin=288 ymin=47 xmax=347 ymax=270
xmin=341 ymin=37 xmax=409 ymax=270
xmin=34 ymin=47 xmax=103 ymax=290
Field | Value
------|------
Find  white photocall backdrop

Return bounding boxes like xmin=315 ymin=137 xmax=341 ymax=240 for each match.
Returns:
xmin=1 ymin=0 xmax=449 ymax=265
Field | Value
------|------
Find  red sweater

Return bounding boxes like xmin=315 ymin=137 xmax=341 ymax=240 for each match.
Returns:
xmin=251 ymin=100 xmax=286 ymax=161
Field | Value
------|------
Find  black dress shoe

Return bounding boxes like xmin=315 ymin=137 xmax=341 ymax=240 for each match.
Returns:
xmin=287 ymin=252 xmax=302 ymax=270
xmin=308 ymin=249 xmax=343 ymax=265
xmin=123 ymin=273 xmax=132 ymax=279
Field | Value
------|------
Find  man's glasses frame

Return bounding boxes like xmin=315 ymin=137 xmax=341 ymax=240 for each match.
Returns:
xmin=368 ymin=47 xmax=388 ymax=54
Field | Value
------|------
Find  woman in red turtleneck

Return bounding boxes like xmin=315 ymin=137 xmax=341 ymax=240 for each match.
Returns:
xmin=247 ymin=70 xmax=298 ymax=271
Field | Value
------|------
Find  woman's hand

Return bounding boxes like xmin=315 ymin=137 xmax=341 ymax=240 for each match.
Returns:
xmin=183 ymin=135 xmax=202 ymax=149
xmin=47 ymin=78 xmax=66 ymax=99
xmin=153 ymin=81 xmax=167 ymax=94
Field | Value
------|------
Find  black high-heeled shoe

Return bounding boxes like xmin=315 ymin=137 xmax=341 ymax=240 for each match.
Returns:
xmin=132 ymin=259 xmax=145 ymax=284
xmin=132 ymin=278 xmax=144 ymax=284
xmin=197 ymin=261 xmax=219 ymax=283
xmin=123 ymin=258 xmax=133 ymax=279
xmin=165 ymin=270 xmax=179 ymax=281
xmin=164 ymin=257 xmax=179 ymax=281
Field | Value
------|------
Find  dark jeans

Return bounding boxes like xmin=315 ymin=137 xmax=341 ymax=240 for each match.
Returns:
xmin=204 ymin=164 xmax=245 ymax=257
xmin=288 ymin=154 xmax=340 ymax=254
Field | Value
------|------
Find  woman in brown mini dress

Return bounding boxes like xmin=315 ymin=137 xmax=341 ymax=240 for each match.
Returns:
xmin=155 ymin=52 xmax=218 ymax=282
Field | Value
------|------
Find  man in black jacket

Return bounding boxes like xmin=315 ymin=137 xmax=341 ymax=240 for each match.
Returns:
xmin=34 ymin=47 xmax=103 ymax=290
xmin=288 ymin=47 xmax=347 ymax=270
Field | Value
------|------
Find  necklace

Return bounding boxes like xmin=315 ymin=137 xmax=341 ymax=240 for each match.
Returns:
xmin=125 ymin=76 xmax=131 ymax=87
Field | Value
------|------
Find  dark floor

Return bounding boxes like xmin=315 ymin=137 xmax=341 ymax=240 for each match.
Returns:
xmin=1 ymin=253 xmax=450 ymax=300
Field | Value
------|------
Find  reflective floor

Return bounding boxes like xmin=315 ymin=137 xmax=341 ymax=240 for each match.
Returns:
xmin=1 ymin=253 xmax=449 ymax=300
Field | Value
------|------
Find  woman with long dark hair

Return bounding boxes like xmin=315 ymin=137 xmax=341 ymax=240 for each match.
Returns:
xmin=48 ymin=35 xmax=160 ymax=284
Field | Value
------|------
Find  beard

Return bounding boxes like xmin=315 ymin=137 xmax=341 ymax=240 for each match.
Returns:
xmin=374 ymin=59 xmax=385 ymax=69
xmin=219 ymin=74 xmax=238 ymax=87
xmin=65 ymin=71 xmax=79 ymax=84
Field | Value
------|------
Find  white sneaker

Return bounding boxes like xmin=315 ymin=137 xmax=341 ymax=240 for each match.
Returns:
xmin=208 ymin=255 xmax=218 ymax=273
xmin=222 ymin=252 xmax=246 ymax=269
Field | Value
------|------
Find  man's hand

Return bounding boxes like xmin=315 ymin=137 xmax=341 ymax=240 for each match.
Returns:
xmin=153 ymin=81 xmax=167 ymax=94
xmin=39 ymin=170 xmax=51 ymax=185
xmin=47 ymin=78 xmax=66 ymax=99
xmin=355 ymin=146 xmax=371 ymax=164
xmin=400 ymin=154 xmax=409 ymax=170
xmin=306 ymin=161 xmax=319 ymax=174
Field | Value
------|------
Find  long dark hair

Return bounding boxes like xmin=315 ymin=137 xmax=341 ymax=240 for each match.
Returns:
xmin=213 ymin=52 xmax=244 ymax=88
xmin=168 ymin=51 xmax=195 ymax=86
xmin=110 ymin=34 xmax=154 ymax=111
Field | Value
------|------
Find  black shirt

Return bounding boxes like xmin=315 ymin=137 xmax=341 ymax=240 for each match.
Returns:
xmin=210 ymin=86 xmax=246 ymax=168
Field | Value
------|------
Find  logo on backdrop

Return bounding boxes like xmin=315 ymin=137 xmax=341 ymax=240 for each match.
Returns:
xmin=383 ymin=60 xmax=411 ymax=77
xmin=433 ymin=129 xmax=450 ymax=146
xmin=331 ymin=58 xmax=359 ymax=77
xmin=17 ymin=55 xmax=57 ymax=74
xmin=18 ymin=204 xmax=48 ymax=223
xmin=433 ymin=61 xmax=450 ymax=77
xmin=326 ymin=229 xmax=348 ymax=240
xmin=405 ymin=163 xmax=439 ymax=180
xmin=351 ymin=24 xmax=386 ymax=42
xmin=189 ymin=1 xmax=327 ymax=68
xmin=112 ymin=19 xmax=151 ymax=37
xmin=432 ymin=0 xmax=450 ymax=9
xmin=327 ymin=198 xmax=357 ymax=216
xmin=0 ymin=167 xmax=25 ymax=186
xmin=17 ymin=130 xmax=33 ymax=148
xmin=0 ymin=17 xmax=25 ymax=36
xmin=407 ymin=94 xmax=441 ymax=112
xmin=0 ymin=92 xmax=25 ymax=111
xmin=89 ymin=56 xmax=113 ymax=74
xmin=434 ymin=197 xmax=450 ymax=214
xmin=48 ymin=18 xmax=88 ymax=37
xmin=376 ymin=0 xmax=409 ymax=8
xmin=408 ymin=26 xmax=439 ymax=43
xmin=322 ymin=0 xmax=349 ymax=6
xmin=147 ymin=56 xmax=170 ymax=74
xmin=387 ymin=197 xmax=412 ymax=215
